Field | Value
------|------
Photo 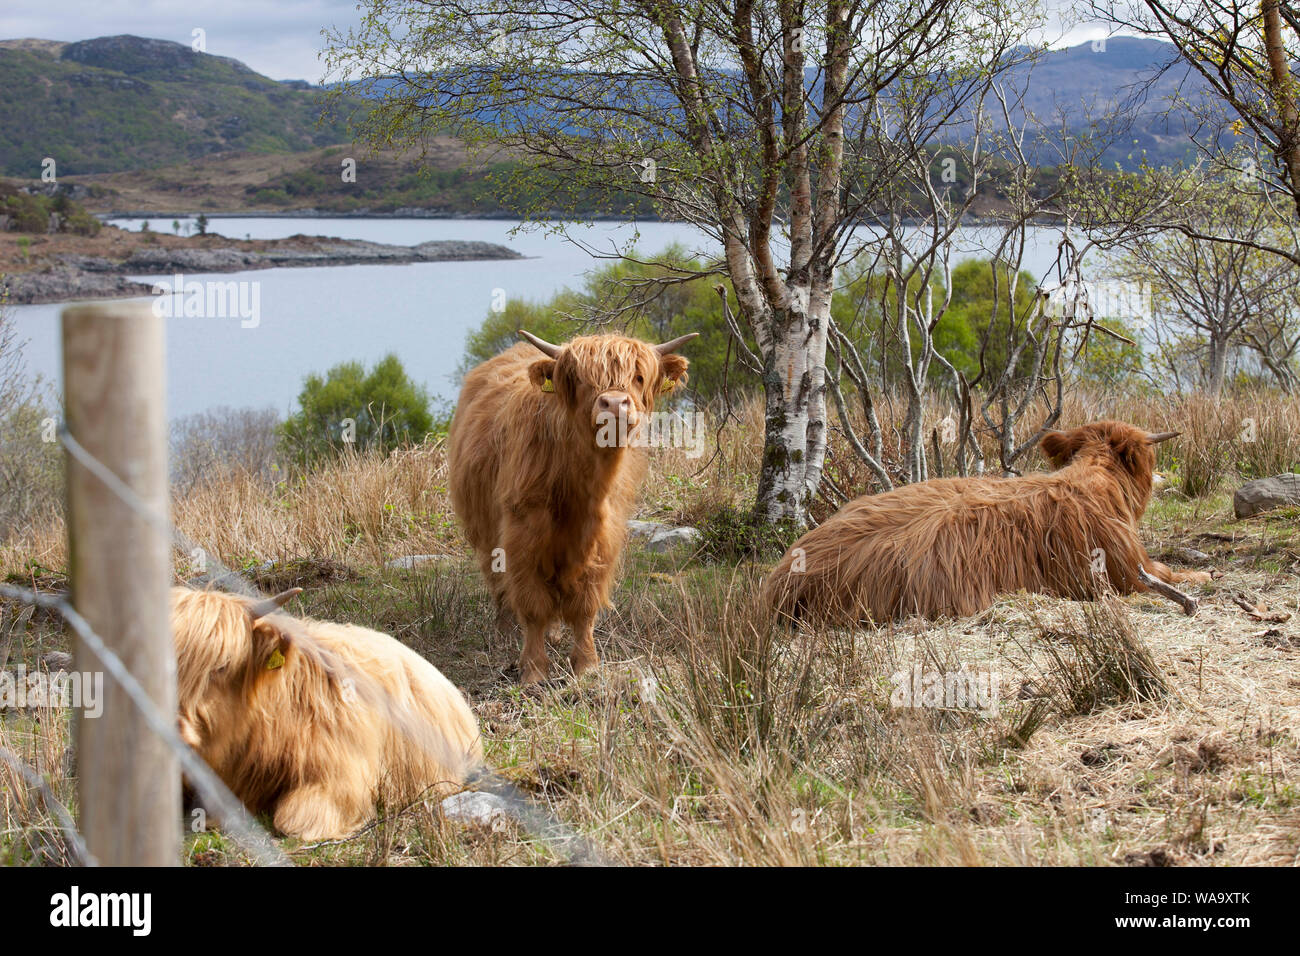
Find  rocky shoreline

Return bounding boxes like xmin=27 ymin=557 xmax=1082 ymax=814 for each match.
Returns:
xmin=2 ymin=237 xmax=523 ymax=305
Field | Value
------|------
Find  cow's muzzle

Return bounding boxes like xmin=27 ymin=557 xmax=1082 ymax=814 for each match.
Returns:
xmin=593 ymin=392 xmax=640 ymax=442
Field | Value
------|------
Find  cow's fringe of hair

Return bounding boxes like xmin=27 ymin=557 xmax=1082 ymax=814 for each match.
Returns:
xmin=172 ymin=587 xmax=483 ymax=841
xmin=763 ymin=421 xmax=1185 ymax=625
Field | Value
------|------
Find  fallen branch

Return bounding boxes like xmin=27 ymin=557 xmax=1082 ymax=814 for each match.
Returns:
xmin=1137 ymin=567 xmax=1198 ymax=616
xmin=1231 ymin=591 xmax=1292 ymax=623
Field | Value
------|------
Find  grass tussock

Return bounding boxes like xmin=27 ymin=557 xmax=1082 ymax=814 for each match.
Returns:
xmin=1031 ymin=596 xmax=1171 ymax=716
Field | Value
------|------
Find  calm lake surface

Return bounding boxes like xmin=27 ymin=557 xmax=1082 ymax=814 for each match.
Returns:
xmin=10 ymin=218 xmax=1067 ymax=419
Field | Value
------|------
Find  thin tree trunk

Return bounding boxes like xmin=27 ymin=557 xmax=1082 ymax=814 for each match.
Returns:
xmin=1264 ymin=0 xmax=1300 ymax=220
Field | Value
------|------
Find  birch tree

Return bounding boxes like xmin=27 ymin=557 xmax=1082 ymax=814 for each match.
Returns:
xmin=325 ymin=0 xmax=1038 ymax=526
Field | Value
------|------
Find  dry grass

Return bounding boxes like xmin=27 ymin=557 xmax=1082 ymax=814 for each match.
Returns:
xmin=1 ymin=389 xmax=1298 ymax=866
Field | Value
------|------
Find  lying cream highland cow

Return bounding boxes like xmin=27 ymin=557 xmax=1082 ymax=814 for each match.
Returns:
xmin=171 ymin=587 xmax=482 ymax=841
xmin=764 ymin=421 xmax=1213 ymax=625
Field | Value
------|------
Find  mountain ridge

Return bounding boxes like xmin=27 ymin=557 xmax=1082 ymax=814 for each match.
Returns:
xmin=0 ymin=34 xmax=350 ymax=177
xmin=0 ymin=33 xmax=1216 ymax=206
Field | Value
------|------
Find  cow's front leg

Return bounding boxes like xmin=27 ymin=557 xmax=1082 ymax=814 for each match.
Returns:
xmin=274 ymin=783 xmax=368 ymax=842
xmin=565 ymin=612 xmax=600 ymax=678
xmin=1145 ymin=556 xmax=1212 ymax=586
xmin=494 ymin=597 xmax=520 ymax=643
xmin=518 ymin=618 xmax=551 ymax=684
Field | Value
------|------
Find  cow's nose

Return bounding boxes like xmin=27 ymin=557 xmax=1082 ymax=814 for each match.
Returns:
xmin=596 ymin=392 xmax=633 ymax=418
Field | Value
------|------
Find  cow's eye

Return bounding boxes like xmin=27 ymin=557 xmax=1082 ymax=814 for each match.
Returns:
xmin=635 ymin=374 xmax=644 ymax=386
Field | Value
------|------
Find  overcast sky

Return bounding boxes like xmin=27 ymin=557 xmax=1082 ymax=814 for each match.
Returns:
xmin=2 ymin=1 xmax=1118 ymax=82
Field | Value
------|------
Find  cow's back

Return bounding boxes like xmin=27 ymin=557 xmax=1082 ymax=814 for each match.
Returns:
xmin=765 ymin=470 xmax=1114 ymax=622
xmin=448 ymin=343 xmax=538 ymax=555
xmin=303 ymin=619 xmax=482 ymax=785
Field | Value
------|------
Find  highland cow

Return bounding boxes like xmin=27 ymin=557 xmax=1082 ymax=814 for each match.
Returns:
xmin=171 ymin=587 xmax=482 ymax=841
xmin=764 ymin=421 xmax=1212 ymax=625
xmin=449 ymin=329 xmax=695 ymax=683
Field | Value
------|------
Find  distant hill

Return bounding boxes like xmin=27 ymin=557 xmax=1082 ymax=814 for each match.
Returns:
xmin=0 ymin=32 xmax=1216 ymax=207
xmin=340 ymin=37 xmax=1212 ymax=171
xmin=1006 ymin=37 xmax=1213 ymax=169
xmin=0 ymin=35 xmax=351 ymax=176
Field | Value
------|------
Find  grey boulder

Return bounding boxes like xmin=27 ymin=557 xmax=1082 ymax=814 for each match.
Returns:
xmin=1233 ymin=474 xmax=1300 ymax=519
xmin=627 ymin=519 xmax=701 ymax=553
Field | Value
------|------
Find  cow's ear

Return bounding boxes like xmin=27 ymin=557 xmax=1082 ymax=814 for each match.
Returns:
xmin=251 ymin=620 xmax=291 ymax=674
xmin=528 ymin=359 xmax=557 ymax=393
xmin=659 ymin=353 xmax=689 ymax=388
xmin=1039 ymin=429 xmax=1081 ymax=467
xmin=1112 ymin=433 xmax=1153 ymax=481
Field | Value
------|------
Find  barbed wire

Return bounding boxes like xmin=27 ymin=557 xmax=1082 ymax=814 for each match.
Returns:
xmin=0 ymin=582 xmax=290 ymax=867
xmin=1 ymin=422 xmax=613 ymax=867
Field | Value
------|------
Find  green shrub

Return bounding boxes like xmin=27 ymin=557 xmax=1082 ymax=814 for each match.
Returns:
xmin=695 ymin=506 xmax=800 ymax=563
xmin=279 ymin=354 xmax=434 ymax=466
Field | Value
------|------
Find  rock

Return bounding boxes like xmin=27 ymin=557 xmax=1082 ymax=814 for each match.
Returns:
xmin=646 ymin=526 xmax=701 ymax=553
xmin=627 ymin=519 xmax=666 ymax=539
xmin=1 ymin=268 xmax=155 ymax=304
xmin=5 ymin=235 xmax=522 ymax=305
xmin=627 ymin=519 xmax=701 ymax=552
xmin=56 ymin=253 xmax=119 ymax=272
xmin=385 ymin=554 xmax=457 ymax=570
xmin=1233 ymin=473 xmax=1300 ymax=518
xmin=410 ymin=240 xmax=524 ymax=261
xmin=1176 ymin=548 xmax=1212 ymax=564
xmin=441 ymin=791 xmax=511 ymax=827
xmin=648 ymin=527 xmax=701 ymax=552
xmin=42 ymin=651 xmax=73 ymax=672
xmin=123 ymin=247 xmax=253 ymax=271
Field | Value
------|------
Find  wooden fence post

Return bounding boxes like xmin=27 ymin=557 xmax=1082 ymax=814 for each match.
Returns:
xmin=62 ymin=301 xmax=179 ymax=866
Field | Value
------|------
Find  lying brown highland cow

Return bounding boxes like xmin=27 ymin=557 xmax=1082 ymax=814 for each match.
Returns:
xmin=172 ymin=587 xmax=482 ymax=841
xmin=764 ymin=421 xmax=1213 ymax=625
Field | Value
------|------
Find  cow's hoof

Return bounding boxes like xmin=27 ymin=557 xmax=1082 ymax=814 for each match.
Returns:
xmin=569 ymin=653 xmax=600 ymax=679
xmin=519 ymin=660 xmax=550 ymax=685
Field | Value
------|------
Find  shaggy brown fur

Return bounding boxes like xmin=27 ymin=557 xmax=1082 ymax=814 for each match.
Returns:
xmin=763 ymin=421 xmax=1212 ymax=625
xmin=449 ymin=333 xmax=690 ymax=683
xmin=172 ymin=588 xmax=482 ymax=841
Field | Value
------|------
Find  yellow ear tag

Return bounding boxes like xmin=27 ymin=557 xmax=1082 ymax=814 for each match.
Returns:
xmin=541 ymin=378 xmax=554 ymax=393
xmin=266 ymin=648 xmax=285 ymax=671
xmin=659 ymin=379 xmax=675 ymax=394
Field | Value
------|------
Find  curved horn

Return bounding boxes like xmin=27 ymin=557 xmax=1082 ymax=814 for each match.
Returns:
xmin=1147 ymin=430 xmax=1180 ymax=444
xmin=249 ymin=588 xmax=302 ymax=619
xmin=655 ymin=332 xmax=700 ymax=355
xmin=518 ymin=329 xmax=561 ymax=358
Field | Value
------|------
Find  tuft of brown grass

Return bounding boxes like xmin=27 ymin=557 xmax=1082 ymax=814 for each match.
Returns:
xmin=1031 ymin=596 xmax=1170 ymax=716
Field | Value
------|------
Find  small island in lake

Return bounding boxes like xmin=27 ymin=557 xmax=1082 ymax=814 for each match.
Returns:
xmin=0 ymin=218 xmax=523 ymax=305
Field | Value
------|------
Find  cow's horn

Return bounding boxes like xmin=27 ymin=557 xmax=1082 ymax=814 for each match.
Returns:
xmin=518 ymin=329 xmax=561 ymax=358
xmin=1147 ymin=430 xmax=1180 ymax=444
xmin=655 ymin=332 xmax=700 ymax=354
xmin=249 ymin=588 xmax=302 ymax=619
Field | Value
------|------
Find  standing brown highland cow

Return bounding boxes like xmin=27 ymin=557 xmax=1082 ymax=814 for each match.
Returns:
xmin=763 ymin=421 xmax=1213 ymax=625
xmin=449 ymin=329 xmax=695 ymax=683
